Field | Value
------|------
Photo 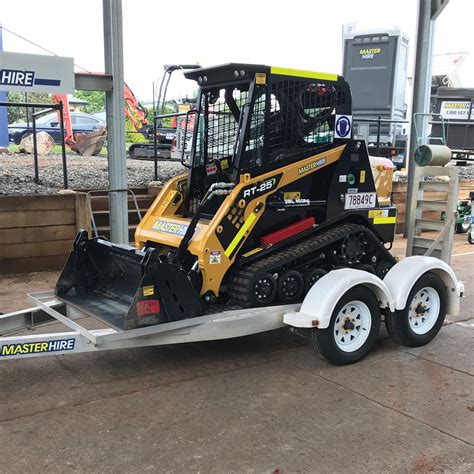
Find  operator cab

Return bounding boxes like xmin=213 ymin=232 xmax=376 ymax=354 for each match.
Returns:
xmin=183 ymin=63 xmax=352 ymax=217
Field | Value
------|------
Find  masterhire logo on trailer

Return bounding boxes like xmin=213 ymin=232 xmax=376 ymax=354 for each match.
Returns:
xmin=1 ymin=339 xmax=76 ymax=357
xmin=0 ymin=51 xmax=74 ymax=93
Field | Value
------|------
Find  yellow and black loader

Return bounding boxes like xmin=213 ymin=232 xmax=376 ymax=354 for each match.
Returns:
xmin=56 ymin=64 xmax=397 ymax=330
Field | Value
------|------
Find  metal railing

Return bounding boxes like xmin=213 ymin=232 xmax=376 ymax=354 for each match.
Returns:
xmin=86 ymin=188 xmax=142 ymax=239
xmin=0 ymin=100 xmax=69 ymax=188
xmin=354 ymin=116 xmax=409 ymax=157
xmin=152 ymin=109 xmax=197 ymax=177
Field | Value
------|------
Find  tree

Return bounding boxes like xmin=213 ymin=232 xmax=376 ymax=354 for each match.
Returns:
xmin=125 ymin=115 xmax=147 ymax=143
xmin=150 ymin=104 xmax=176 ymax=127
xmin=6 ymin=92 xmax=54 ymax=124
xmin=74 ymin=90 xmax=105 ymax=114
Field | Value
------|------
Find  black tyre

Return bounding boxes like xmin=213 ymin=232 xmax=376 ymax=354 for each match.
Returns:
xmin=311 ymin=286 xmax=381 ymax=365
xmin=304 ymin=268 xmax=327 ymax=293
xmin=340 ymin=232 xmax=366 ymax=264
xmin=468 ymin=232 xmax=473 ymax=245
xmin=278 ymin=270 xmax=304 ymax=303
xmin=455 ymin=222 xmax=470 ymax=234
xmin=252 ymin=272 xmax=277 ymax=306
xmin=354 ymin=263 xmax=375 ymax=274
xmin=385 ymin=272 xmax=447 ymax=347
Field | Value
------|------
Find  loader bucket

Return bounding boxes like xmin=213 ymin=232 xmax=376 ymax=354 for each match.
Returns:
xmin=56 ymin=231 xmax=202 ymax=330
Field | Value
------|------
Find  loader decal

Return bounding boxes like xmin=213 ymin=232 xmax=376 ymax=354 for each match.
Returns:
xmin=224 ymin=212 xmax=257 ymax=258
xmin=136 ymin=300 xmax=161 ymax=317
xmin=242 ymin=177 xmax=278 ymax=199
xmin=1 ymin=339 xmax=75 ymax=357
xmin=152 ymin=219 xmax=189 ymax=237
xmin=298 ymin=157 xmax=327 ymax=175
xmin=367 ymin=209 xmax=397 ymax=225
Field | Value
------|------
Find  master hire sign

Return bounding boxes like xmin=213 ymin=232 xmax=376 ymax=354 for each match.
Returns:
xmin=0 ymin=51 xmax=74 ymax=94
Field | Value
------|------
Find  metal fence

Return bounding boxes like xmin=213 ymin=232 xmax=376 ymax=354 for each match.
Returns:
xmin=354 ymin=116 xmax=409 ymax=158
xmin=0 ymin=100 xmax=69 ymax=188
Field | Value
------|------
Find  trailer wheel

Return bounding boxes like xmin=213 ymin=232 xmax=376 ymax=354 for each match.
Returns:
xmin=385 ymin=272 xmax=447 ymax=347
xmin=312 ymin=286 xmax=380 ymax=365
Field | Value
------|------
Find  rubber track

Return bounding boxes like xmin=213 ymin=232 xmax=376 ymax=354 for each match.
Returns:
xmin=228 ymin=223 xmax=391 ymax=307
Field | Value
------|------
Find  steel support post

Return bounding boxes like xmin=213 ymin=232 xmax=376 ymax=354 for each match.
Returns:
xmin=103 ymin=0 xmax=128 ymax=243
xmin=405 ymin=0 xmax=441 ymax=238
xmin=0 ymin=23 xmax=8 ymax=153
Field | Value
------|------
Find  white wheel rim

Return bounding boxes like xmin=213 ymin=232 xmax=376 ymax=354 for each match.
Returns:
xmin=408 ymin=287 xmax=440 ymax=334
xmin=333 ymin=300 xmax=372 ymax=352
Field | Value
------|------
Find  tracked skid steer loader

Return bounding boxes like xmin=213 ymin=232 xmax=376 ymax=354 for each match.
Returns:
xmin=56 ymin=64 xmax=398 ymax=331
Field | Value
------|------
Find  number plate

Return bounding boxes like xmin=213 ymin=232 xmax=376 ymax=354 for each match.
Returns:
xmin=344 ymin=192 xmax=376 ymax=210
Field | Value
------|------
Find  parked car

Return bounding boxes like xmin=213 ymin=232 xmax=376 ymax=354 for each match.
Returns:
xmin=8 ymin=112 xmax=106 ymax=145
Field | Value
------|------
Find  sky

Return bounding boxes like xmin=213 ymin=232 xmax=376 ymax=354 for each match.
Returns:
xmin=1 ymin=0 xmax=473 ymax=102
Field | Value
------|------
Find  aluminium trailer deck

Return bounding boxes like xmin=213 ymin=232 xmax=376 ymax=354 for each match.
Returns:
xmin=0 ymin=291 xmax=299 ymax=360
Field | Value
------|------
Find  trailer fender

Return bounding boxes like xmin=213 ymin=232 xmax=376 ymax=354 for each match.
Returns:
xmin=283 ymin=268 xmax=393 ymax=329
xmin=383 ymin=256 xmax=464 ymax=316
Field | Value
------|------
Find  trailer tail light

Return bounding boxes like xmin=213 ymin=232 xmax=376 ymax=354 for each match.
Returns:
xmin=312 ymin=320 xmax=319 ymax=327
xmin=261 ymin=217 xmax=315 ymax=248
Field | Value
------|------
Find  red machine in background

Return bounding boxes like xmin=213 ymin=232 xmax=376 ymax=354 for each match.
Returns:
xmin=53 ymin=94 xmax=74 ymax=144
xmin=53 ymin=65 xmax=201 ymax=158
xmin=53 ymin=82 xmax=148 ymax=147
xmin=123 ymin=83 xmax=150 ymax=134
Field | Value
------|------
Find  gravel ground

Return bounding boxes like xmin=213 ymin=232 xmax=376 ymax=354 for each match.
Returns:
xmin=0 ymin=152 xmax=186 ymax=195
xmin=1 ymin=152 xmax=473 ymax=195
xmin=455 ymin=164 xmax=474 ymax=179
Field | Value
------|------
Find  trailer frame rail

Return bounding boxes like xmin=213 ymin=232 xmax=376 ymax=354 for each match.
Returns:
xmin=0 ymin=291 xmax=299 ymax=361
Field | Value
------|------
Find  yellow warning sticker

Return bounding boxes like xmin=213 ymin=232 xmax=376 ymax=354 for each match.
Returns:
xmin=360 ymin=170 xmax=366 ymax=184
xmin=368 ymin=209 xmax=383 ymax=218
xmin=220 ymin=159 xmax=229 ymax=170
xmin=143 ymin=285 xmax=154 ymax=297
xmin=284 ymin=192 xmax=301 ymax=201
xmin=242 ymin=247 xmax=263 ymax=258
xmin=255 ymin=73 xmax=267 ymax=85
xmin=373 ymin=216 xmax=397 ymax=225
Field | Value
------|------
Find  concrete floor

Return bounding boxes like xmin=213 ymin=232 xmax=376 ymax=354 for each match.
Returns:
xmin=0 ymin=234 xmax=473 ymax=472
